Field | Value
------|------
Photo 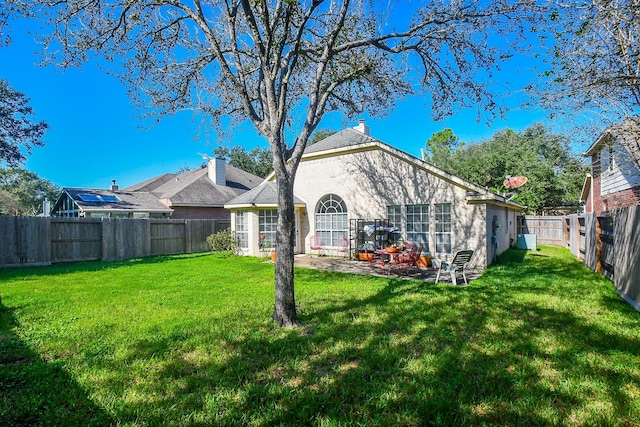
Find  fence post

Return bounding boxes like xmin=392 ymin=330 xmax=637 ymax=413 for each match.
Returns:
xmin=576 ymin=216 xmax=581 ymax=260
xmin=596 ymin=216 xmax=602 ymax=274
xmin=184 ymin=219 xmax=191 ymax=254
xmin=101 ymin=219 xmax=110 ymax=261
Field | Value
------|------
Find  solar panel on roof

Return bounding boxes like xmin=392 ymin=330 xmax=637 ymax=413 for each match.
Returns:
xmin=78 ymin=194 xmax=121 ymax=203
xmin=78 ymin=194 xmax=102 ymax=202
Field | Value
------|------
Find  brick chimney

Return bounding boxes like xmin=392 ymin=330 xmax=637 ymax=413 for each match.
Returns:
xmin=353 ymin=119 xmax=370 ymax=136
xmin=110 ymin=179 xmax=119 ymax=191
xmin=208 ymin=158 xmax=226 ymax=186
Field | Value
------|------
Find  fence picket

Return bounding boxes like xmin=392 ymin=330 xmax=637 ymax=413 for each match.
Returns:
xmin=613 ymin=206 xmax=640 ymax=310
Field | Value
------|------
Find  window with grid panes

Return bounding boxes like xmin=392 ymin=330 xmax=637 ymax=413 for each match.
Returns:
xmin=435 ymin=203 xmax=452 ymax=254
xmin=387 ymin=205 xmax=402 ymax=244
xmin=235 ymin=211 xmax=248 ymax=249
xmin=259 ymin=209 xmax=278 ymax=248
xmin=315 ymin=194 xmax=348 ymax=247
xmin=406 ymin=204 xmax=429 ymax=247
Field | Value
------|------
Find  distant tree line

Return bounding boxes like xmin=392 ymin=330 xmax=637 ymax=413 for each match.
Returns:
xmin=0 ymin=79 xmax=57 ymax=216
xmin=0 ymin=168 xmax=59 ymax=216
xmin=423 ymin=124 xmax=588 ymax=214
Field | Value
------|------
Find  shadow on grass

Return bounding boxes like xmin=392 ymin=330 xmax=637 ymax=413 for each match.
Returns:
xmin=214 ymin=274 xmax=638 ymax=424
xmin=0 ymin=304 xmax=114 ymax=426
xmin=88 ymin=256 xmax=640 ymax=425
xmin=4 ymin=248 xmax=640 ymax=425
xmin=0 ymin=252 xmax=213 ymax=280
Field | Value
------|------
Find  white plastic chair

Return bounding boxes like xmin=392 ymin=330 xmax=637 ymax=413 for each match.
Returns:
xmin=434 ymin=250 xmax=474 ymax=286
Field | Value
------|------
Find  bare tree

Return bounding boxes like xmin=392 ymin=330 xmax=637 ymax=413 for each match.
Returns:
xmin=1 ymin=1 xmax=34 ymax=46
xmin=540 ymin=0 xmax=640 ymax=167
xmin=29 ymin=0 xmax=539 ymax=327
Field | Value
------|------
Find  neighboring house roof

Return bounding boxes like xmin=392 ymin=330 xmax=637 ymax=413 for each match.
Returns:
xmin=125 ymin=173 xmax=176 ymax=193
xmin=53 ymin=188 xmax=173 ymax=215
xmin=225 ymin=181 xmax=306 ymax=209
xmin=584 ymin=117 xmax=640 ymax=159
xmin=256 ymin=124 xmax=524 ymax=210
xmin=125 ymin=162 xmax=263 ymax=207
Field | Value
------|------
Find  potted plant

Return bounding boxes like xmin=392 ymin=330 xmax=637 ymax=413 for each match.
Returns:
xmin=356 ymin=243 xmax=375 ymax=261
xmin=417 ymin=252 xmax=432 ymax=268
xmin=259 ymin=235 xmax=275 ymax=261
xmin=387 ymin=239 xmax=405 ymax=253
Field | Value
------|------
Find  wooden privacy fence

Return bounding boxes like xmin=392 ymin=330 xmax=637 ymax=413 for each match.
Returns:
xmin=570 ymin=208 xmax=640 ymax=311
xmin=519 ymin=208 xmax=640 ymax=312
xmin=517 ymin=216 xmax=566 ymax=246
xmin=0 ymin=217 xmax=230 ymax=267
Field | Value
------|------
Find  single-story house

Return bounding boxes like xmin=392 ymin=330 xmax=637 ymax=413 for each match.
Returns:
xmin=581 ymin=118 xmax=640 ymax=214
xmin=125 ymin=157 xmax=262 ymax=220
xmin=51 ymin=184 xmax=173 ymax=218
xmin=51 ymin=158 xmax=263 ymax=220
xmin=225 ymin=120 xmax=524 ymax=269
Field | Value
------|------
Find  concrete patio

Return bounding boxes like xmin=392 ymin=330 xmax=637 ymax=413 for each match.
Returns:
xmin=292 ymin=255 xmax=482 ymax=285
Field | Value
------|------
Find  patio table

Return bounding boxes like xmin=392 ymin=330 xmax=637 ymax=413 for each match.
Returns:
xmin=374 ymin=248 xmax=405 ymax=263
xmin=375 ymin=247 xmax=423 ymax=276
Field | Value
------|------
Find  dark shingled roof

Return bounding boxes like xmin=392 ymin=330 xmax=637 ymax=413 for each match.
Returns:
xmin=304 ymin=128 xmax=377 ymax=154
xmin=125 ymin=163 xmax=262 ymax=207
xmin=225 ymin=181 xmax=305 ymax=207
xmin=60 ymin=188 xmax=173 ymax=213
xmin=125 ymin=173 xmax=176 ymax=193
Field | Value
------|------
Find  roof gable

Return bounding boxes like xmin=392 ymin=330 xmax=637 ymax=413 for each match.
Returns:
xmin=584 ymin=117 xmax=640 ymax=159
xmin=299 ymin=126 xmax=522 ymax=208
xmin=258 ymin=122 xmax=523 ymax=210
xmin=225 ymin=181 xmax=305 ymax=208
xmin=125 ymin=162 xmax=262 ymax=206
xmin=304 ymin=128 xmax=377 ymax=154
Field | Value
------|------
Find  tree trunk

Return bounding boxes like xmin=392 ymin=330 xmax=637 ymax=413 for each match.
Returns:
xmin=272 ymin=172 xmax=300 ymax=327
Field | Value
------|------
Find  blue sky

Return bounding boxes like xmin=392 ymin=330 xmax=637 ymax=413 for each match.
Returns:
xmin=2 ymin=15 xmax=550 ymax=190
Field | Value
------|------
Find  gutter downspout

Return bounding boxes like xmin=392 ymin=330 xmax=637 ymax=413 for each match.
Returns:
xmin=590 ymin=176 xmax=594 ymax=213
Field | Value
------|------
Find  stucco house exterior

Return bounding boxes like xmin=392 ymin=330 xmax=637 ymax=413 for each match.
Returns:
xmin=225 ymin=120 xmax=524 ymax=269
xmin=581 ymin=118 xmax=640 ymax=214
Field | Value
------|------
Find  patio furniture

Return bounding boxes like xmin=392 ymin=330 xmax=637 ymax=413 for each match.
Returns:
xmin=391 ymin=244 xmax=423 ymax=276
xmin=434 ymin=250 xmax=474 ymax=286
xmin=310 ymin=235 xmax=324 ymax=256
xmin=366 ymin=246 xmax=390 ymax=274
xmin=337 ymin=236 xmax=349 ymax=257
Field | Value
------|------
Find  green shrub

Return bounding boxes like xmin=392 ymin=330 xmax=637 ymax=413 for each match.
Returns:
xmin=206 ymin=229 xmax=238 ymax=255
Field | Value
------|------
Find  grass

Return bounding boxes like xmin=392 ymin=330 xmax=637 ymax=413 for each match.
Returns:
xmin=1 ymin=247 xmax=639 ymax=426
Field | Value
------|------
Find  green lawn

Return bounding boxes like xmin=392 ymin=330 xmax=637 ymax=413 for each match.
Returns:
xmin=1 ymin=247 xmax=639 ymax=426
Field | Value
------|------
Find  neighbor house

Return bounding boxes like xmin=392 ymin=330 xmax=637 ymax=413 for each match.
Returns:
xmin=581 ymin=118 xmax=640 ymax=214
xmin=52 ymin=158 xmax=262 ymax=220
xmin=125 ymin=157 xmax=262 ymax=220
xmin=51 ymin=181 xmax=173 ymax=218
xmin=225 ymin=120 xmax=524 ymax=269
